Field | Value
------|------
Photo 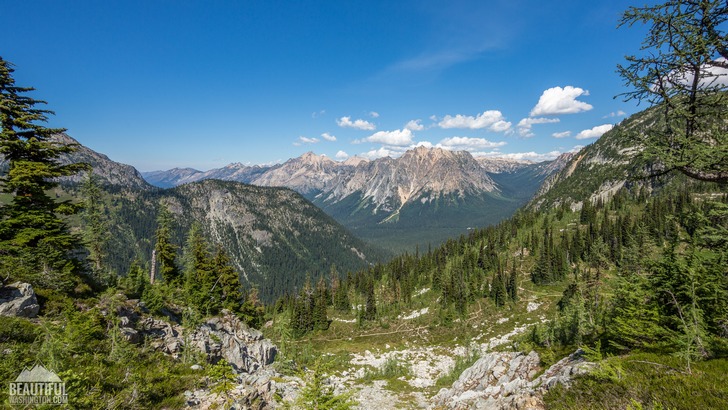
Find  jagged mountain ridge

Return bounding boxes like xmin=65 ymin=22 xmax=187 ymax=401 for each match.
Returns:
xmin=317 ymin=147 xmax=499 ymax=214
xmin=143 ymin=147 xmax=564 ymax=250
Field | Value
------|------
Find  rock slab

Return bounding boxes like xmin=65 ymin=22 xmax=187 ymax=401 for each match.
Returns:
xmin=0 ymin=282 xmax=40 ymax=318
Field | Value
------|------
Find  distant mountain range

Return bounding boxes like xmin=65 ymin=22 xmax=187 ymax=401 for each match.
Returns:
xmin=143 ymin=147 xmax=571 ymax=250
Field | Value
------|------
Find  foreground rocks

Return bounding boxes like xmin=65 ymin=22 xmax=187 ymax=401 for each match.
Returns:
xmin=112 ymin=303 xmax=281 ymax=408
xmin=116 ymin=305 xmax=277 ymax=373
xmin=0 ymin=282 xmax=40 ymax=318
xmin=431 ymin=349 xmax=594 ymax=409
xmin=191 ymin=314 xmax=277 ymax=373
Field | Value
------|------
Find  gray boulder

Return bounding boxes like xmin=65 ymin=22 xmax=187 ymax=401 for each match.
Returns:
xmin=0 ymin=282 xmax=40 ymax=318
xmin=191 ymin=311 xmax=277 ymax=373
xmin=431 ymin=349 xmax=594 ymax=410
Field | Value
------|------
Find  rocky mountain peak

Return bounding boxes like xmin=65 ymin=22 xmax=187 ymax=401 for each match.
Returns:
xmin=342 ymin=156 xmax=369 ymax=167
xmin=402 ymin=146 xmax=461 ymax=162
xmin=297 ymin=151 xmax=335 ymax=166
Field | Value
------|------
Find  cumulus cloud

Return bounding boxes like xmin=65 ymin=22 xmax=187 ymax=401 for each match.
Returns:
xmin=552 ymin=131 xmax=572 ymax=138
xmin=369 ymin=111 xmax=380 ymax=118
xmin=297 ymin=136 xmax=319 ymax=144
xmin=335 ymin=150 xmax=349 ymax=160
xmin=337 ymin=116 xmax=376 ymax=130
xmin=575 ymin=124 xmax=614 ymax=140
xmin=530 ymin=86 xmax=593 ymax=116
xmin=438 ymin=110 xmax=512 ymax=132
xmin=405 ymin=119 xmax=425 ymax=131
xmin=516 ymin=117 xmax=560 ymax=137
xmin=321 ymin=132 xmax=337 ymax=141
xmin=438 ymin=137 xmax=507 ymax=150
xmin=359 ymin=147 xmax=398 ymax=160
xmin=357 ymin=128 xmax=414 ymax=146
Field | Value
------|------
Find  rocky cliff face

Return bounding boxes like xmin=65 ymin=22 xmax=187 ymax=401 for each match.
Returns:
xmin=252 ymin=151 xmax=345 ymax=196
xmin=320 ymin=147 xmax=499 ymax=214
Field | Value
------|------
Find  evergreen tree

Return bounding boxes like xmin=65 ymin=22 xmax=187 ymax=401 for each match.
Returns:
xmin=491 ymin=271 xmax=507 ymax=307
xmin=183 ymin=224 xmax=215 ymax=313
xmin=0 ymin=57 xmax=87 ymax=287
xmin=508 ymin=259 xmax=518 ymax=301
xmin=363 ymin=279 xmax=377 ymax=321
xmin=122 ymin=260 xmax=147 ymax=299
xmin=618 ymin=0 xmax=728 ymax=182
xmin=212 ymin=245 xmax=243 ymax=313
xmin=155 ymin=204 xmax=179 ymax=283
xmin=313 ymin=276 xmax=329 ymax=331
xmin=81 ymin=173 xmax=109 ymax=281
xmin=238 ymin=287 xmax=264 ymax=328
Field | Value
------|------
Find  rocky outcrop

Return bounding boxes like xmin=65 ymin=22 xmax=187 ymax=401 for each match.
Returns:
xmin=116 ymin=306 xmax=276 ymax=374
xmin=184 ymin=367 xmax=302 ymax=409
xmin=431 ymin=349 xmax=594 ymax=410
xmin=190 ymin=313 xmax=276 ymax=373
xmin=0 ymin=282 xmax=40 ymax=318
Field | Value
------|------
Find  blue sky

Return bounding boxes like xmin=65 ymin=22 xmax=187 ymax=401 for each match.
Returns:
xmin=2 ymin=0 xmax=654 ymax=171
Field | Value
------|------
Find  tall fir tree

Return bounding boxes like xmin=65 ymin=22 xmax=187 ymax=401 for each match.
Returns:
xmin=212 ymin=245 xmax=243 ymax=313
xmin=313 ymin=276 xmax=329 ymax=331
xmin=155 ymin=204 xmax=179 ymax=283
xmin=81 ymin=173 xmax=109 ymax=281
xmin=0 ymin=57 xmax=87 ymax=287
xmin=183 ymin=224 xmax=215 ymax=313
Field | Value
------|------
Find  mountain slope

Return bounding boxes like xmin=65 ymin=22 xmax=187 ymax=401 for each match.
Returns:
xmin=529 ymin=108 xmax=663 ymax=210
xmin=162 ymin=180 xmax=378 ymax=301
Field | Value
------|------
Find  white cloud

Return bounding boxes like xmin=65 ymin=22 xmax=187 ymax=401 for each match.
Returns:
xmin=311 ymin=109 xmax=326 ymax=118
xmin=575 ymin=124 xmax=614 ymax=140
xmin=359 ymin=147 xmax=398 ymax=160
xmin=335 ymin=150 xmax=349 ymax=160
xmin=337 ymin=116 xmax=376 ymax=130
xmin=369 ymin=111 xmax=380 ymax=118
xmin=358 ymin=128 xmax=414 ymax=146
xmin=604 ymin=110 xmax=626 ymax=118
xmin=662 ymin=57 xmax=728 ymax=89
xmin=438 ymin=110 xmax=512 ymax=132
xmin=321 ymin=132 xmax=337 ymax=141
xmin=438 ymin=137 xmax=507 ymax=150
xmin=298 ymin=136 xmax=319 ymax=144
xmin=475 ymin=150 xmax=563 ymax=162
xmin=516 ymin=117 xmax=560 ymax=137
xmin=405 ymin=119 xmax=425 ymax=131
xmin=552 ymin=131 xmax=572 ymax=138
xmin=530 ymin=86 xmax=593 ymax=116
